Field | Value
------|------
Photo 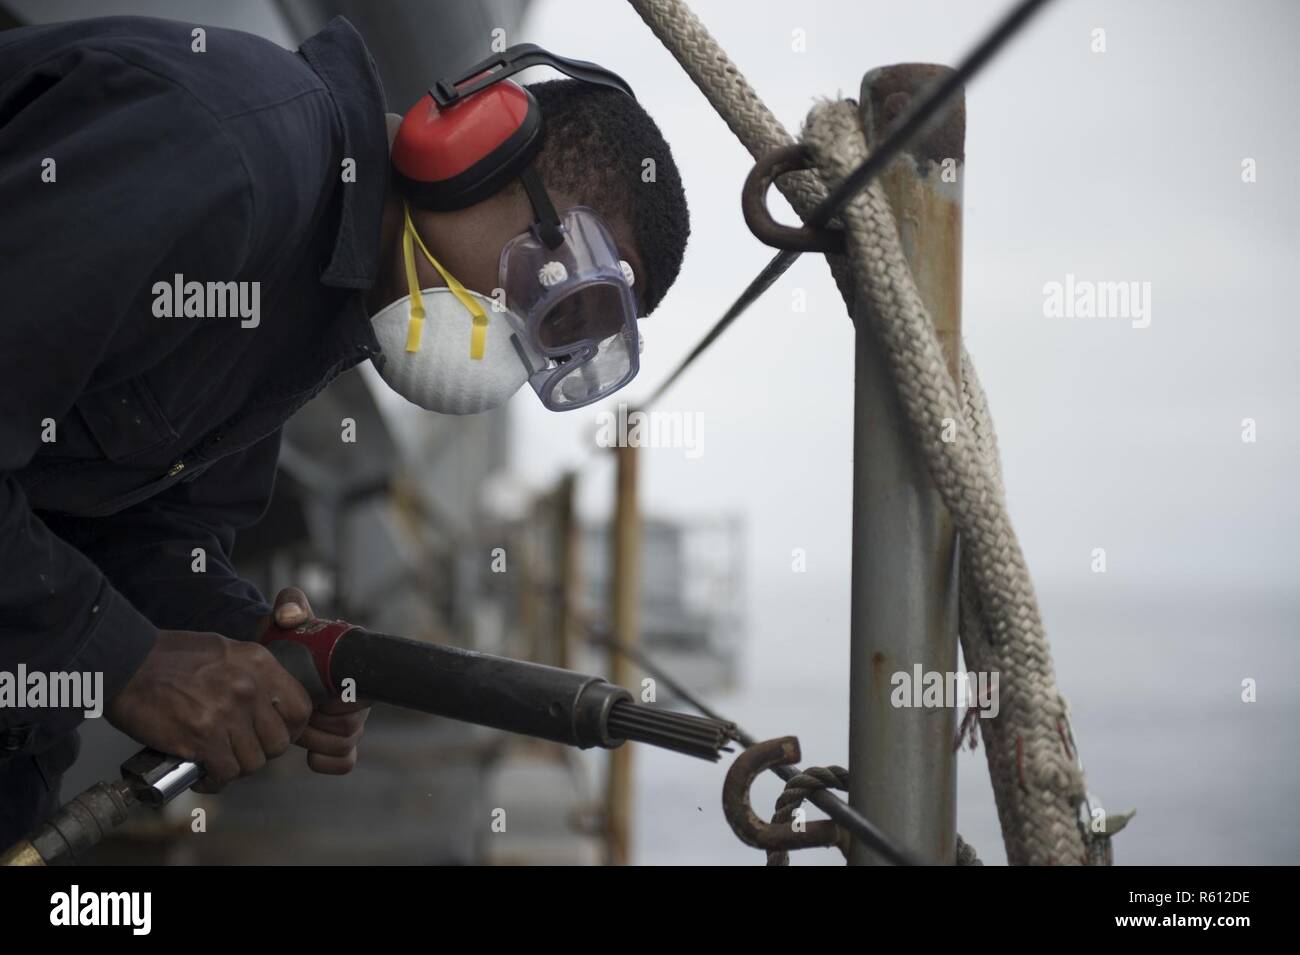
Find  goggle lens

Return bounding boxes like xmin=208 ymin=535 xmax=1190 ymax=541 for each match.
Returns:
xmin=536 ymin=283 xmax=629 ymax=350
xmin=549 ymin=332 xmax=637 ymax=407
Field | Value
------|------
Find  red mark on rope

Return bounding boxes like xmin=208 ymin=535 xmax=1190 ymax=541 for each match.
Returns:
xmin=1057 ymin=719 xmax=1073 ymax=760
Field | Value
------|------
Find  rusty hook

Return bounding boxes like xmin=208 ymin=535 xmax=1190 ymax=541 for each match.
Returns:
xmin=722 ymin=736 xmax=843 ymax=852
xmin=741 ymin=144 xmax=847 ymax=254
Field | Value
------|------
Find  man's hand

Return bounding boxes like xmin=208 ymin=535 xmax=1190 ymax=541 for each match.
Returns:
xmin=106 ymin=629 xmax=314 ymax=793
xmin=263 ymin=588 xmax=370 ymax=775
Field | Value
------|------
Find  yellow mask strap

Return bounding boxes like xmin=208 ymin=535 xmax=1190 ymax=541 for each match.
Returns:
xmin=400 ymin=208 xmax=425 ymax=352
xmin=401 ymin=201 xmax=488 ymax=359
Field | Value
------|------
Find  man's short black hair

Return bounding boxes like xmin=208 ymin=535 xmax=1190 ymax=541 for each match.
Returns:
xmin=526 ymin=79 xmax=689 ymax=315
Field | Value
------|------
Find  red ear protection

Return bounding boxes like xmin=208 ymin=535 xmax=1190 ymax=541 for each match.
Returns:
xmin=391 ymin=44 xmax=635 ymax=213
xmin=392 ymin=79 xmax=543 ymax=211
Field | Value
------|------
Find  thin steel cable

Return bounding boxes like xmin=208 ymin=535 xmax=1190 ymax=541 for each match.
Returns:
xmin=585 ymin=627 xmax=919 ymax=865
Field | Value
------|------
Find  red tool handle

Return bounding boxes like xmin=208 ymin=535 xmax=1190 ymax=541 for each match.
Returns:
xmin=258 ymin=618 xmax=359 ymax=702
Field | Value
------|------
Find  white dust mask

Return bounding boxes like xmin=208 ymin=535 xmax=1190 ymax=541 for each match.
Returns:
xmin=368 ymin=202 xmax=537 ymax=415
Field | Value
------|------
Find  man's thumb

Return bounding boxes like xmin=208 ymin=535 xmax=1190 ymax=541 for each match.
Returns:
xmin=273 ymin=586 xmax=312 ymax=627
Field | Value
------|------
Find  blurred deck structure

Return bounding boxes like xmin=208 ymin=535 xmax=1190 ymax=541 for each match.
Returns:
xmin=582 ymin=518 xmax=746 ymax=699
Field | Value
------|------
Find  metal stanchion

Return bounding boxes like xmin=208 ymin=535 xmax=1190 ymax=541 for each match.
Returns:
xmin=604 ymin=444 xmax=640 ymax=864
xmin=848 ymin=64 xmax=965 ymax=865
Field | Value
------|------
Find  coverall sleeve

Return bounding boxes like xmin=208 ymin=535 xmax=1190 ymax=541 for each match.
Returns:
xmin=54 ymin=431 xmax=284 ymax=647
xmin=0 ymin=45 xmax=253 ymax=739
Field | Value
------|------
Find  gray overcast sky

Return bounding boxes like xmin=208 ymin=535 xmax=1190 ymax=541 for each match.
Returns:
xmin=510 ymin=0 xmax=1300 ymax=597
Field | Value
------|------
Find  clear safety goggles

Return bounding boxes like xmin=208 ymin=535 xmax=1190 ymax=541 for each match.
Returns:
xmin=499 ymin=206 xmax=641 ymax=411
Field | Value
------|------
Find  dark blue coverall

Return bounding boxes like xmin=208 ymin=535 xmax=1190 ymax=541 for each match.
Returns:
xmin=0 ymin=15 xmax=388 ymax=845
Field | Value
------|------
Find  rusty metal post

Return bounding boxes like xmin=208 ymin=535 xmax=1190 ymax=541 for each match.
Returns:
xmin=517 ymin=519 xmax=540 ymax=662
xmin=848 ymin=65 xmax=964 ymax=865
xmin=554 ymin=473 xmax=578 ymax=670
xmin=604 ymin=445 xmax=640 ymax=865
xmin=530 ymin=481 xmax=565 ymax=668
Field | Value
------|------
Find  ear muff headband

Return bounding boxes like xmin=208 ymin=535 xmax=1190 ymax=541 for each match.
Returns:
xmin=392 ymin=43 xmax=635 ymax=213
xmin=429 ymin=43 xmax=634 ymax=107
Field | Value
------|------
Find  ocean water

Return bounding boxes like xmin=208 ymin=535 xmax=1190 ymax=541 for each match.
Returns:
xmin=628 ymin=585 xmax=1300 ymax=866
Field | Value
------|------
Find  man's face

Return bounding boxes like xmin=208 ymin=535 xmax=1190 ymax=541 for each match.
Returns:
xmin=375 ymin=185 xmax=646 ymax=323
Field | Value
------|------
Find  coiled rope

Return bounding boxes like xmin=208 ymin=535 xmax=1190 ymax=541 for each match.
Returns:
xmin=766 ymin=765 xmax=983 ymax=866
xmin=767 ymin=765 xmax=850 ymax=867
xmin=628 ymin=0 xmax=1101 ymax=865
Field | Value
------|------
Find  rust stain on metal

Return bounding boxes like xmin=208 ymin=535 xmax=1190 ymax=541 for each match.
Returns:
xmin=862 ymin=63 xmax=965 ymax=165
xmin=863 ymin=64 xmax=964 ymax=382
xmin=871 ymin=650 xmax=888 ymax=693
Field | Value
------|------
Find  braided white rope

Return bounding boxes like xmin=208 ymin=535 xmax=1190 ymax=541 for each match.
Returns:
xmin=627 ymin=0 xmax=858 ymax=305
xmin=803 ymin=101 xmax=1088 ymax=866
xmin=628 ymin=0 xmax=1097 ymax=865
